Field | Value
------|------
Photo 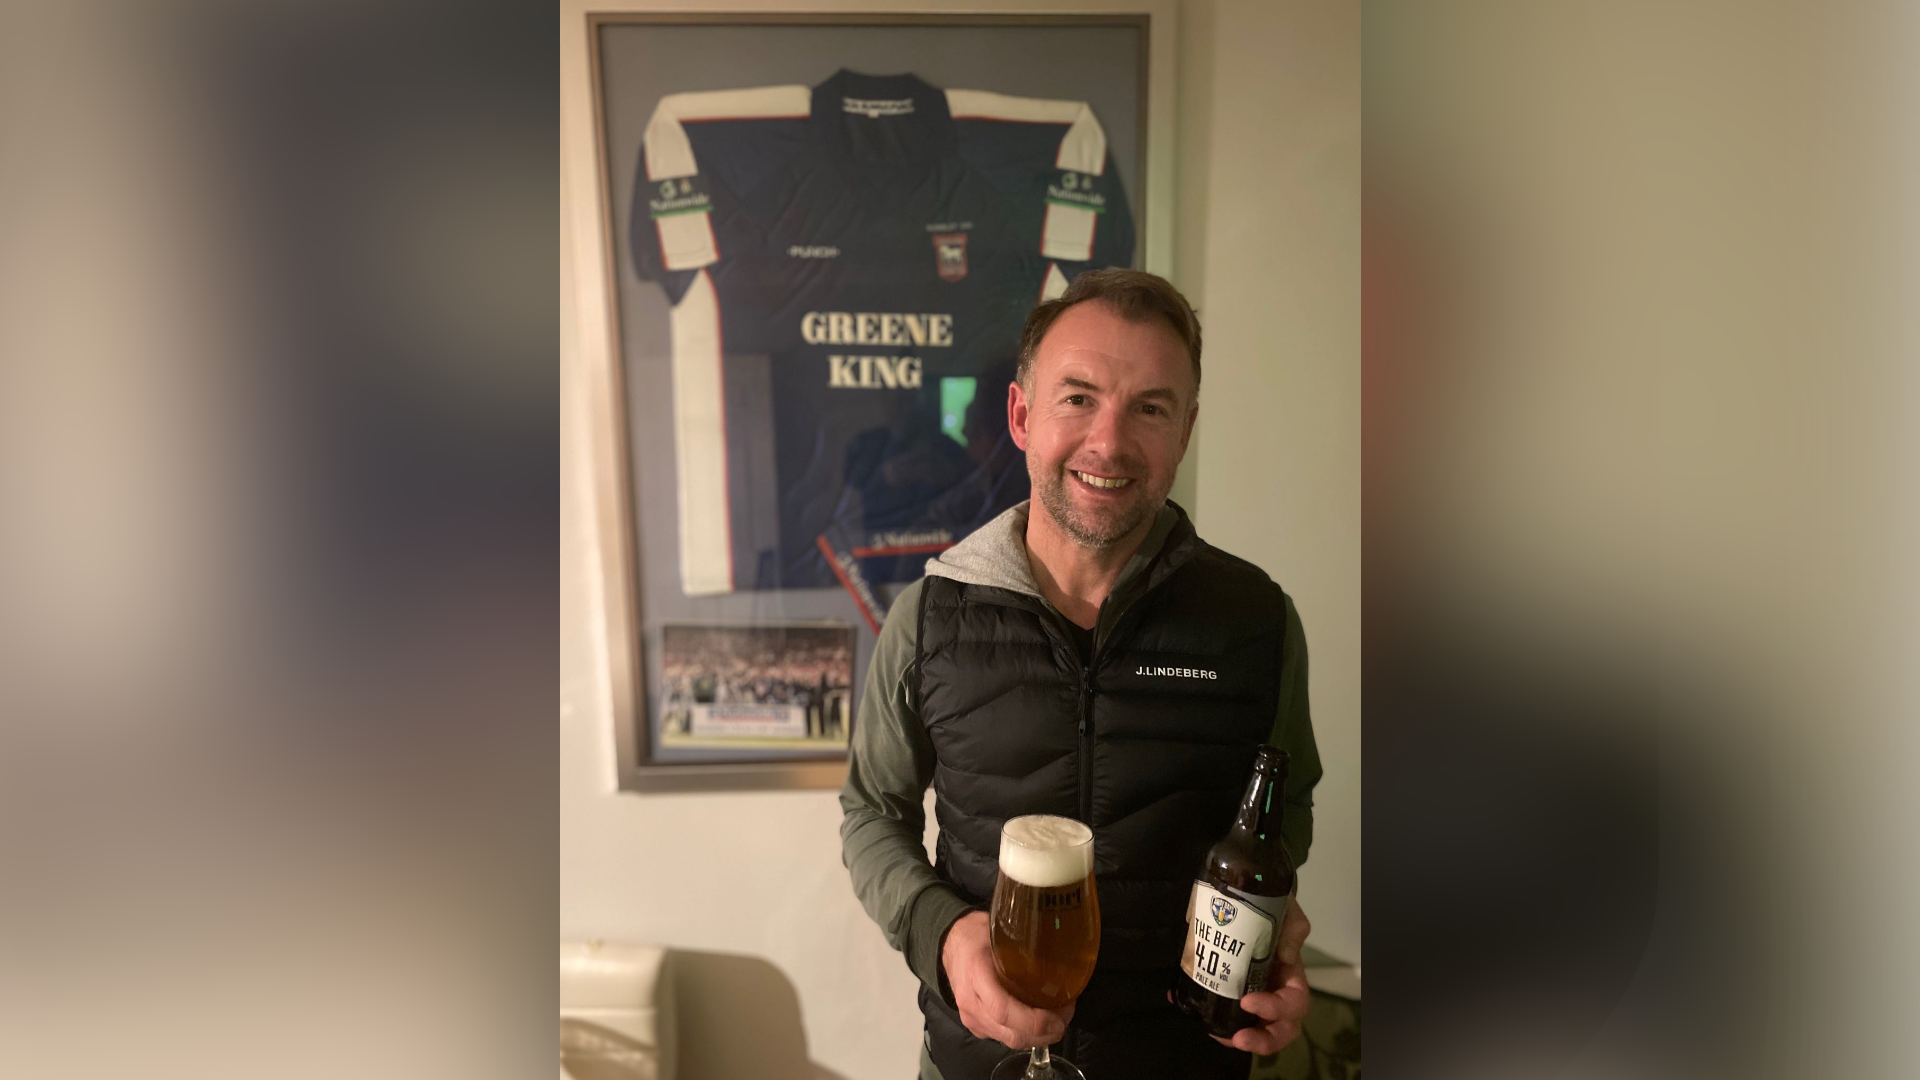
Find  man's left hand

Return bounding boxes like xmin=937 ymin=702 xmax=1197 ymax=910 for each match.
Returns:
xmin=1214 ymin=896 xmax=1312 ymax=1055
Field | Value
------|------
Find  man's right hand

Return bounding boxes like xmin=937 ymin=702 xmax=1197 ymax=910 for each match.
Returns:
xmin=941 ymin=910 xmax=1074 ymax=1050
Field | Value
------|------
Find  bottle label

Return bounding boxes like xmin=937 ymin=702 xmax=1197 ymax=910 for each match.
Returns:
xmin=1179 ymin=880 xmax=1287 ymax=1000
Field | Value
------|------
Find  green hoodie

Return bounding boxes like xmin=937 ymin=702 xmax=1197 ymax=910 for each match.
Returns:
xmin=838 ymin=500 xmax=1321 ymax=1074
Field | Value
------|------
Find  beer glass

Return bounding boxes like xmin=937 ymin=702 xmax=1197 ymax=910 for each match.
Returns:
xmin=989 ymin=815 xmax=1100 ymax=1080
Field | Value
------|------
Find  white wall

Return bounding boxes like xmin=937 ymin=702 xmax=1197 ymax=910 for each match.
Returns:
xmin=561 ymin=183 xmax=925 ymax=1078
xmin=561 ymin=5 xmax=1360 ymax=1078
xmin=1177 ymin=0 xmax=1362 ymax=967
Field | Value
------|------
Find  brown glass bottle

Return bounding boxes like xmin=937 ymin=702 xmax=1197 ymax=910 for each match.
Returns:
xmin=1171 ymin=745 xmax=1296 ymax=1038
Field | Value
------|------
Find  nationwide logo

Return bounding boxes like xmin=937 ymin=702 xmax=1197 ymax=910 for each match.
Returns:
xmin=843 ymin=96 xmax=915 ymax=118
xmin=863 ymin=529 xmax=952 ymax=552
xmin=787 ymin=245 xmax=840 ymax=259
xmin=816 ymin=534 xmax=886 ymax=635
xmin=1046 ymin=170 xmax=1108 ymax=213
xmin=1211 ymin=896 xmax=1238 ymax=927
xmin=647 ymin=175 xmax=712 ymax=219
xmin=1136 ymin=665 xmax=1219 ymax=680
xmin=932 ymin=232 xmax=968 ymax=282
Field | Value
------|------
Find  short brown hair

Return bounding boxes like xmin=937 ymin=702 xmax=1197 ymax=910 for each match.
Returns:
xmin=1015 ymin=268 xmax=1203 ymax=395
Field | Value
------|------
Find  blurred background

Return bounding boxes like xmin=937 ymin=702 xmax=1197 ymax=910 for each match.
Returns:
xmin=0 ymin=0 xmax=1916 ymax=1078
xmin=0 ymin=0 xmax=557 ymax=1077
xmin=1364 ymin=2 xmax=1920 ymax=1078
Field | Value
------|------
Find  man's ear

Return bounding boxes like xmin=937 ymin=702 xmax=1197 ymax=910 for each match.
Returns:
xmin=1178 ymin=402 xmax=1199 ymax=457
xmin=1008 ymin=379 xmax=1032 ymax=452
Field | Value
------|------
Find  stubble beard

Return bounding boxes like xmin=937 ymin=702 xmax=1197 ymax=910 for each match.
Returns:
xmin=1034 ymin=466 xmax=1161 ymax=550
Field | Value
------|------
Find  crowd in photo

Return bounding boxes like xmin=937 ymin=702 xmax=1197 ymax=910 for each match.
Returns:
xmin=659 ymin=627 xmax=854 ymax=739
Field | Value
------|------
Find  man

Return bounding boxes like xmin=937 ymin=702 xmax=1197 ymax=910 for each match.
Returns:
xmin=841 ymin=269 xmax=1322 ymax=1079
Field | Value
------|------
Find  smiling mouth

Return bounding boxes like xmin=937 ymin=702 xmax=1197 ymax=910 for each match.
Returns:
xmin=1073 ymin=470 xmax=1133 ymax=490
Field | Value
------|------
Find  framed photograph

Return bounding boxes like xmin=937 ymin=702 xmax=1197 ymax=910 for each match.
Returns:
xmin=564 ymin=3 xmax=1176 ymax=791
xmin=658 ymin=623 xmax=855 ymax=750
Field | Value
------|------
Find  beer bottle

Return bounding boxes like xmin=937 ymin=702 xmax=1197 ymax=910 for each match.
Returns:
xmin=1172 ymin=745 xmax=1296 ymax=1038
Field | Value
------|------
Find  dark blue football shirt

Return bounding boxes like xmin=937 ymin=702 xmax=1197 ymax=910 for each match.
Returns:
xmin=631 ymin=70 xmax=1134 ymax=595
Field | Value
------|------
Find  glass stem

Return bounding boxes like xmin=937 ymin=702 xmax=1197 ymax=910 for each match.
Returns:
xmin=1027 ymin=1045 xmax=1051 ymax=1077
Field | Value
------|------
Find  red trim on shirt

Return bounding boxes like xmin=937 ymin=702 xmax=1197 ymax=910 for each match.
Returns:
xmin=816 ymin=536 xmax=882 ymax=635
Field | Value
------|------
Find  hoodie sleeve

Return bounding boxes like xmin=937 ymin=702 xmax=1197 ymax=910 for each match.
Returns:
xmin=839 ymin=578 xmax=976 ymax=1005
xmin=1271 ymin=592 xmax=1323 ymax=870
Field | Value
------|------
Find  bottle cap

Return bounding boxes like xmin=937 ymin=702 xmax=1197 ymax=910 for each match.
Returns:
xmin=1254 ymin=745 xmax=1290 ymax=773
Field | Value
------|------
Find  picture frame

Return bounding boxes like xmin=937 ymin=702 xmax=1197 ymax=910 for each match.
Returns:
xmin=562 ymin=1 xmax=1178 ymax=792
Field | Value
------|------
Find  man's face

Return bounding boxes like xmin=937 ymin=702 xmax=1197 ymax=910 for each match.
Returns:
xmin=1010 ymin=301 xmax=1198 ymax=549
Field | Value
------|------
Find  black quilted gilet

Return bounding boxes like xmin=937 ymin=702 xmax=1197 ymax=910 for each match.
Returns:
xmin=915 ymin=506 xmax=1287 ymax=1080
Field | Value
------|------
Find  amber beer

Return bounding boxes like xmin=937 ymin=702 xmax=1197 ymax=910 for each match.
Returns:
xmin=990 ymin=815 xmax=1101 ymax=1011
xmin=1172 ymin=746 xmax=1296 ymax=1038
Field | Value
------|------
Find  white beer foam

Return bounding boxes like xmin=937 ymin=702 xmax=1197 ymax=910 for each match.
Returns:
xmin=999 ymin=815 xmax=1094 ymax=887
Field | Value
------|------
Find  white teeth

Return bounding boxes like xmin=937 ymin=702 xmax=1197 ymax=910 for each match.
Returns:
xmin=1074 ymin=471 xmax=1132 ymax=490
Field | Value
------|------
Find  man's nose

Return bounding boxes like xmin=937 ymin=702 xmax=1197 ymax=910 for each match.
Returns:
xmin=1080 ymin=402 xmax=1133 ymax=459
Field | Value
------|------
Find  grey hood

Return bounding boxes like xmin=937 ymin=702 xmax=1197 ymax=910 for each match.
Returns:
xmin=922 ymin=500 xmax=1043 ymax=597
xmin=923 ymin=499 xmax=1181 ymax=601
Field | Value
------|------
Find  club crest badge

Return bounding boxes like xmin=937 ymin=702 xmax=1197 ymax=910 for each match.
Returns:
xmin=932 ymin=232 xmax=968 ymax=282
xmin=1211 ymin=896 xmax=1238 ymax=927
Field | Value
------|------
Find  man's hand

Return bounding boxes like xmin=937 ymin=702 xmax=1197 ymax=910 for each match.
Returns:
xmin=942 ymin=910 xmax=1074 ymax=1051
xmin=1214 ymin=897 xmax=1313 ymax=1055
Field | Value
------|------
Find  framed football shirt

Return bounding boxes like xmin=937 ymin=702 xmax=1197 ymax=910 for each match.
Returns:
xmin=579 ymin=13 xmax=1161 ymax=785
xmin=630 ymin=69 xmax=1136 ymax=595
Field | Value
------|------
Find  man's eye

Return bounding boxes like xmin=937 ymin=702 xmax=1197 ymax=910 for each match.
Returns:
xmin=1141 ymin=403 xmax=1162 ymax=415
xmin=1064 ymin=394 xmax=1089 ymax=406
